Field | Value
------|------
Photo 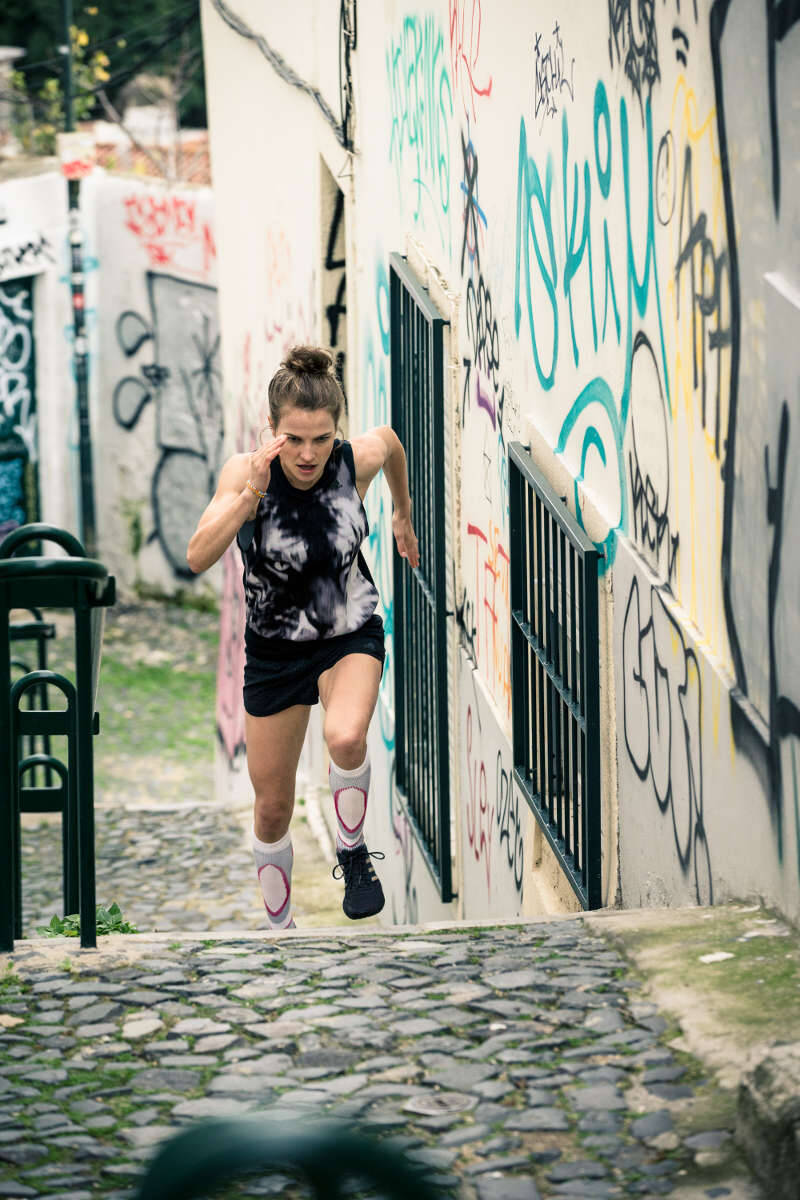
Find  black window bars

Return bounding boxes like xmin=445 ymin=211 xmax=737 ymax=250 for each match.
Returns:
xmin=389 ymin=252 xmax=453 ymax=902
xmin=509 ymin=443 xmax=603 ymax=909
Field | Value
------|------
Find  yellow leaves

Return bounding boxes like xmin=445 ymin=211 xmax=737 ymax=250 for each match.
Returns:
xmin=94 ymin=66 xmax=110 ymax=82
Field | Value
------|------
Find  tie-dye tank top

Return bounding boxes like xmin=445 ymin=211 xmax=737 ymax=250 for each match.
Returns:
xmin=238 ymin=440 xmax=379 ymax=646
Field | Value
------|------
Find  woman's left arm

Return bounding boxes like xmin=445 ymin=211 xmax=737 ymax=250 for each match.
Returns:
xmin=353 ymin=426 xmax=420 ymax=569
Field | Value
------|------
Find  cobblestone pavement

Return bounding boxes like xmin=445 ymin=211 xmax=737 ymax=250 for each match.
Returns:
xmin=19 ymin=797 xmax=353 ymax=939
xmin=0 ymin=921 xmax=759 ymax=1200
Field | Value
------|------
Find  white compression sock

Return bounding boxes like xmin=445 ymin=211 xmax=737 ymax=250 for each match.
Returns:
xmin=252 ymin=828 xmax=294 ymax=930
xmin=329 ymin=754 xmax=370 ymax=851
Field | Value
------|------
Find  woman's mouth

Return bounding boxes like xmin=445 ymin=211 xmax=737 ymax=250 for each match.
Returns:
xmin=298 ymin=464 xmax=316 ymax=474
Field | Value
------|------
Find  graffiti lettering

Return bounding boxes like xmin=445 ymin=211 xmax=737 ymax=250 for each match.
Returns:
xmin=674 ymin=142 xmax=731 ymax=459
xmin=387 ymin=15 xmax=454 ymax=247
xmin=495 ymin=749 xmax=524 ymax=893
xmin=622 ymin=573 xmax=711 ymax=903
xmin=465 ymin=703 xmax=493 ymax=891
xmin=534 ymin=22 xmax=575 ymax=129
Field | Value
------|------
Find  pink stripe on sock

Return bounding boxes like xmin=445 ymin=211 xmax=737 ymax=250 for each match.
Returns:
xmin=333 ymin=786 xmax=367 ymax=835
xmin=257 ymin=862 xmax=291 ymax=918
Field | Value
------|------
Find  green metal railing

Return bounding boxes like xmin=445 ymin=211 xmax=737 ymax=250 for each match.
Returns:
xmin=390 ymin=252 xmax=453 ymax=902
xmin=0 ymin=523 xmax=115 ymax=951
xmin=509 ymin=444 xmax=602 ymax=909
xmin=10 ymin=606 xmax=57 ymax=787
xmin=134 ymin=1115 xmax=444 ymax=1199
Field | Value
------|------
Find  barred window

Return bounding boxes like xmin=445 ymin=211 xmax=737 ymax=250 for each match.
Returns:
xmin=390 ymin=252 xmax=453 ymax=901
xmin=509 ymin=443 xmax=602 ymax=909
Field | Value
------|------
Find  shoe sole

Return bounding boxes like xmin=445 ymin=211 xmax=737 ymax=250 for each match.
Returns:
xmin=343 ymin=897 xmax=385 ymax=920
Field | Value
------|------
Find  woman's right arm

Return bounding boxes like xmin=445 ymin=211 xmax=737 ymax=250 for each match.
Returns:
xmin=186 ymin=454 xmax=255 ymax=574
xmin=187 ymin=434 xmax=288 ymax=573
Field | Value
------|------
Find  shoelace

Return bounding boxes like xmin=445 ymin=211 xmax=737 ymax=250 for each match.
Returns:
xmin=332 ymin=848 xmax=386 ymax=887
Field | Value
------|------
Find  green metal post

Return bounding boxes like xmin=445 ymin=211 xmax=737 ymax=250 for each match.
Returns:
xmin=74 ymin=603 xmax=97 ymax=948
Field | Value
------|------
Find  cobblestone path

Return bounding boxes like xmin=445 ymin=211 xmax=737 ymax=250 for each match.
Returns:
xmin=0 ymin=921 xmax=758 ymax=1199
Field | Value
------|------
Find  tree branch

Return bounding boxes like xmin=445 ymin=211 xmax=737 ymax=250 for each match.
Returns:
xmin=96 ymin=86 xmax=172 ymax=182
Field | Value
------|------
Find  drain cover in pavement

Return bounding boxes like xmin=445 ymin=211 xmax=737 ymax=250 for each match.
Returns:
xmin=403 ymin=1093 xmax=476 ymax=1116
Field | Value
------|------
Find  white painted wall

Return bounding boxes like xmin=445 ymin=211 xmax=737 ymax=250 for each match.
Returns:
xmin=87 ymin=173 xmax=219 ymax=597
xmin=202 ymin=0 xmax=800 ymax=924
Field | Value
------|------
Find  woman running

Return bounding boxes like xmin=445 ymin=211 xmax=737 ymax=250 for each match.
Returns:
xmin=187 ymin=345 xmax=419 ymax=930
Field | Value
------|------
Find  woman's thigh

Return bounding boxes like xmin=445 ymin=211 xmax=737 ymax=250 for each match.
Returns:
xmin=245 ymin=704 xmax=311 ymax=799
xmin=318 ymin=653 xmax=383 ymax=738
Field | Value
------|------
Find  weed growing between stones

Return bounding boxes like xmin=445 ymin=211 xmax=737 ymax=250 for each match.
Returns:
xmin=36 ymin=901 xmax=139 ymax=937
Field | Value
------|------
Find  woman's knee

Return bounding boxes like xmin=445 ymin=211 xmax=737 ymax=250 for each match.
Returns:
xmin=253 ymin=786 xmax=294 ymax=841
xmin=324 ymin=721 xmax=368 ymax=769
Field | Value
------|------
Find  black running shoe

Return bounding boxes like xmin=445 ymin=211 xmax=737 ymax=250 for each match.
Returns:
xmin=332 ymin=844 xmax=385 ymax=919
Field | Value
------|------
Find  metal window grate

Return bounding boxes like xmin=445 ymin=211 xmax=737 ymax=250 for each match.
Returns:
xmin=509 ymin=443 xmax=602 ymax=909
xmin=390 ymin=252 xmax=452 ymax=902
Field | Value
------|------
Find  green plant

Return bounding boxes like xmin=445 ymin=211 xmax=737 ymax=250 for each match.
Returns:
xmin=37 ymin=901 xmax=138 ymax=937
xmin=9 ymin=25 xmax=110 ymax=155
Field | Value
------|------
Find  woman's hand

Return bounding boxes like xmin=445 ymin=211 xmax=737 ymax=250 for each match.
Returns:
xmin=392 ymin=511 xmax=419 ymax=568
xmin=249 ymin=434 xmax=287 ymax=493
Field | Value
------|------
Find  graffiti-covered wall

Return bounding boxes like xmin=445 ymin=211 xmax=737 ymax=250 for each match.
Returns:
xmin=87 ymin=175 xmax=219 ymax=596
xmin=202 ymin=0 xmax=800 ymax=923
xmin=0 ymin=171 xmax=77 ymax=543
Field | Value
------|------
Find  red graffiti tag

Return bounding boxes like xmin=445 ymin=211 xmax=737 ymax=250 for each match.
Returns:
xmin=123 ymin=193 xmax=216 ymax=278
xmin=449 ymin=0 xmax=493 ymax=121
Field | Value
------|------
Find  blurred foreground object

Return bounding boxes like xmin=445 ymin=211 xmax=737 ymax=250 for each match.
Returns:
xmin=134 ymin=1113 xmax=445 ymax=1199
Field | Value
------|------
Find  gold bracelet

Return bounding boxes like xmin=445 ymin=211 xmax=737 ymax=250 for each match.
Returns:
xmin=245 ymin=479 xmax=267 ymax=499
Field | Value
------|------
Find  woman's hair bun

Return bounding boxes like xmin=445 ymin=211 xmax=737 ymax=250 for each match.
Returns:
xmin=283 ymin=345 xmax=333 ymax=376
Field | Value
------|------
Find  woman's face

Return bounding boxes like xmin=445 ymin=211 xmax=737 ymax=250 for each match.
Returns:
xmin=271 ymin=405 xmax=337 ymax=490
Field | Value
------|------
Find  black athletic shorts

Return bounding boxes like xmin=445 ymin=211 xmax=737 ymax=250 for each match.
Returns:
xmin=243 ymin=614 xmax=386 ymax=718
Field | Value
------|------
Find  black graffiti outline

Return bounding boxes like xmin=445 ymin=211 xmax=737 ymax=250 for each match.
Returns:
xmin=495 ymin=749 xmax=524 ymax=894
xmin=533 ymin=21 xmax=576 ymax=129
xmin=622 ymin=573 xmax=712 ymax=904
xmin=607 ymin=0 xmax=660 ymax=118
xmin=766 ymin=0 xmax=800 ymax=217
xmin=112 ymin=271 xmax=222 ymax=579
xmin=674 ymin=142 xmax=732 ymax=459
xmin=627 ymin=331 xmax=679 ymax=582
xmin=324 ymin=187 xmax=348 ymax=413
xmin=712 ymin=0 xmax=799 ymax=844
xmin=460 ymin=129 xmax=486 ymax=274
xmin=656 ymin=131 xmax=676 ymax=225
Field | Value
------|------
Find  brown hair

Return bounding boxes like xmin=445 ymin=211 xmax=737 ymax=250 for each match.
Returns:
xmin=267 ymin=345 xmax=344 ymax=433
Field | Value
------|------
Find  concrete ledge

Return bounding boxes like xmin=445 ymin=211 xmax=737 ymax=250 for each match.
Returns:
xmin=736 ymin=1044 xmax=800 ymax=1200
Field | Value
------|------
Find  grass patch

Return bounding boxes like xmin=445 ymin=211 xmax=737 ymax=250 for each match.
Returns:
xmin=96 ymin=658 xmax=216 ymax=766
xmin=611 ymin=905 xmax=800 ymax=1045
